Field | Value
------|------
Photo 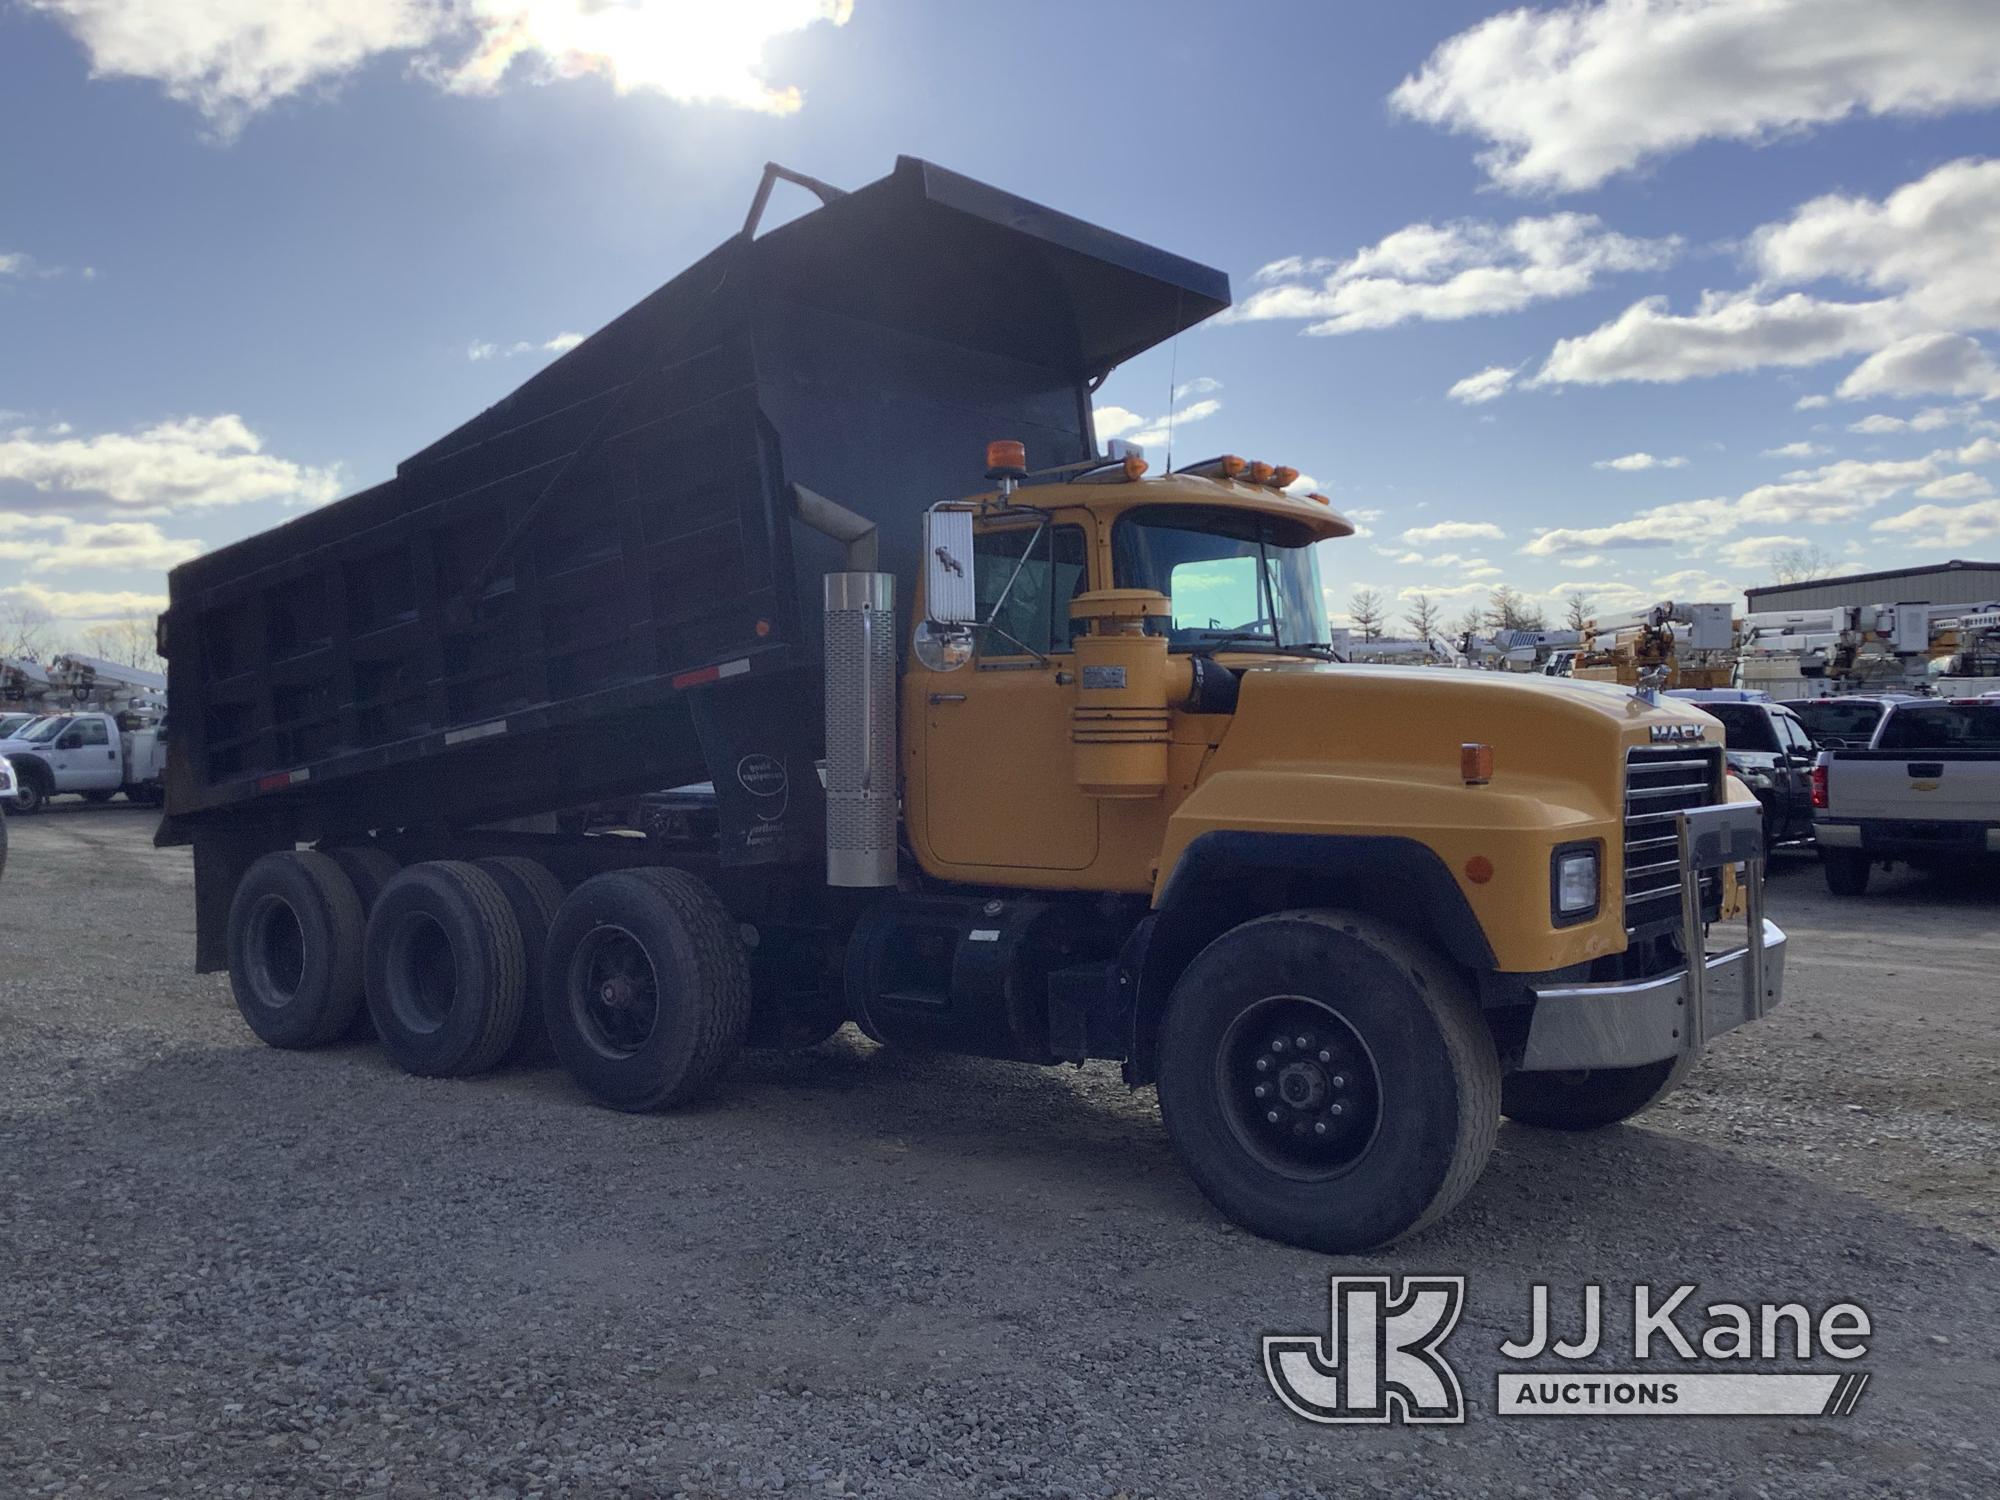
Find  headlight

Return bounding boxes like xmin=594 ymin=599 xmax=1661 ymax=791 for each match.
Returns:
xmin=1552 ymin=845 xmax=1600 ymax=924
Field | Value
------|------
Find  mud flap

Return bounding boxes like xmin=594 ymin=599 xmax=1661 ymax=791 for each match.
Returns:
xmin=689 ymin=672 xmax=826 ymax=867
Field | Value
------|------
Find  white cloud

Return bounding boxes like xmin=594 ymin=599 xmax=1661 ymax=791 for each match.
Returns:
xmin=1557 ymin=554 xmax=1611 ymax=569
xmin=1533 ymin=157 xmax=2000 ymax=391
xmin=1130 ymin=399 xmax=1221 ymax=449
xmin=1593 ymin=452 xmax=1687 ymax=471
xmin=1095 ymin=385 xmax=1226 ymax=452
xmin=1870 ymin=498 xmax=2000 ymax=547
xmin=1795 ymin=394 xmax=1832 ymax=410
xmin=1093 ymin=405 xmax=1146 ymax=442
xmin=0 ymin=251 xmax=24 ymax=277
xmin=0 ymin=415 xmax=341 ymax=511
xmin=1395 ymin=582 xmax=1492 ymax=602
xmin=1719 ymin=533 xmax=1810 ymax=570
xmin=1522 ymin=453 xmax=1953 ymax=555
xmin=468 ymin=331 xmax=586 ymax=361
xmin=0 ymin=517 xmax=201 ymax=573
xmin=1173 ymin=376 xmax=1221 ymax=400
xmin=1835 ymin=332 xmax=2000 ymax=400
xmin=1913 ymin=472 xmax=1995 ymax=501
xmin=1392 ymin=0 xmax=2000 ymax=194
xmin=1230 ymin=214 xmax=1673 ymax=336
xmin=0 ymin=580 xmax=168 ymax=623
xmin=1447 ymin=365 xmax=1517 ymax=405
xmin=1402 ymin=520 xmax=1505 ymax=545
xmin=1652 ymin=568 xmax=1741 ymax=600
xmin=27 ymin=0 xmax=855 ymax=134
xmin=1763 ymin=441 xmax=1827 ymax=458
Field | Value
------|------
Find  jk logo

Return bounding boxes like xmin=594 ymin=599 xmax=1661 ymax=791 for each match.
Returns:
xmin=1264 ymin=1276 xmax=1466 ymax=1425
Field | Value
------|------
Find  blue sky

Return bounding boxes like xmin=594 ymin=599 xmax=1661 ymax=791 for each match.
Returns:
xmin=5 ymin=0 xmax=2000 ymax=649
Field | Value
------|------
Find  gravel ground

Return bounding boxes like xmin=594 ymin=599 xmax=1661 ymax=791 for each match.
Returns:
xmin=3 ymin=805 xmax=1998 ymax=1498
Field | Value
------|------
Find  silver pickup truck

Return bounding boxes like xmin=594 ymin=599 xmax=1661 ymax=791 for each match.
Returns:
xmin=1813 ymin=698 xmax=2000 ymax=894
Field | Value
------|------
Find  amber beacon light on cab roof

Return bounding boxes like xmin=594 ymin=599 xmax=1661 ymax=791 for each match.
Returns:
xmin=156 ymin=157 xmax=1786 ymax=1253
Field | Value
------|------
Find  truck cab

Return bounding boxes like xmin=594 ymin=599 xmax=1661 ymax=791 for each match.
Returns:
xmin=2 ymin=709 xmax=166 ymax=813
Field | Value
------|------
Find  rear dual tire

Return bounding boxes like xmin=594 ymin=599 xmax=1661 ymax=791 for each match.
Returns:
xmin=363 ymin=862 xmax=525 ymax=1078
xmin=542 ymin=869 xmax=752 ymax=1111
xmin=1822 ymin=848 xmax=1871 ymax=896
xmin=226 ymin=851 xmax=367 ymax=1049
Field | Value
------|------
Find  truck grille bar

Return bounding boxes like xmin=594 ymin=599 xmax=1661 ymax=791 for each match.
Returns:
xmin=1624 ymin=746 xmax=1724 ymax=934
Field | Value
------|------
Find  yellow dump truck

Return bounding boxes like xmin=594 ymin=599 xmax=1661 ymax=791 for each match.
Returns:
xmin=161 ymin=159 xmax=1786 ymax=1252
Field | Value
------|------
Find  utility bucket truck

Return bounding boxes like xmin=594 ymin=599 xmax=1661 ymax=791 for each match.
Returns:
xmin=158 ymin=158 xmax=1786 ymax=1252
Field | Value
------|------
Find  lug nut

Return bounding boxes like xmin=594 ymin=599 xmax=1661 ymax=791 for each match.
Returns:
xmin=1266 ymin=1110 xmax=1281 ymax=1124
xmin=1255 ymin=1057 xmax=1270 ymax=1073
xmin=1330 ymin=1074 xmax=1346 ymax=1089
xmin=1253 ymin=1084 xmax=1269 ymax=1099
xmin=1328 ymin=1102 xmax=1344 ymax=1116
xmin=1317 ymin=1049 xmax=1331 ymax=1063
xmin=1272 ymin=1039 xmax=1287 ymax=1052
xmin=1295 ymin=1035 xmax=1310 ymax=1049
xmin=1314 ymin=1121 xmax=1328 ymax=1136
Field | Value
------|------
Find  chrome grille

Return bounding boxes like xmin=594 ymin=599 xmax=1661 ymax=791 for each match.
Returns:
xmin=1623 ymin=746 xmax=1723 ymax=934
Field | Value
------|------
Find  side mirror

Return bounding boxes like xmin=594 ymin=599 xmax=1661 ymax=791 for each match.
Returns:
xmin=923 ymin=509 xmax=978 ymax=625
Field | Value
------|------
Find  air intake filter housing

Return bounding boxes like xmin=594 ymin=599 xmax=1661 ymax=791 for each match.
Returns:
xmin=824 ymin=572 xmax=898 ymax=886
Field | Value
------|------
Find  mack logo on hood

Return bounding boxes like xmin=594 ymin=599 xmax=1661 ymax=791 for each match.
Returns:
xmin=1650 ymin=724 xmax=1706 ymax=744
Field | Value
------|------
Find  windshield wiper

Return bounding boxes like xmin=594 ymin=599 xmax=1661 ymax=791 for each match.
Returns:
xmin=1190 ymin=633 xmax=1343 ymax=661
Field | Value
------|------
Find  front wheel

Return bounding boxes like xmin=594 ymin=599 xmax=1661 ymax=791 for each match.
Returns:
xmin=1156 ymin=910 xmax=1499 ymax=1254
xmin=1821 ymin=848 xmax=1871 ymax=896
xmin=9 ymin=773 xmax=43 ymax=815
xmin=1502 ymin=1051 xmax=1694 ymax=1131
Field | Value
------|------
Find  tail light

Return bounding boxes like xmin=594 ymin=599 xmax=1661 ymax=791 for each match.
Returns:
xmin=1810 ymin=763 xmax=1828 ymax=809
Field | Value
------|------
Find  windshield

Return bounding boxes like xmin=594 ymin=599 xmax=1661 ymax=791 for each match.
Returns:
xmin=1788 ymin=699 xmax=1884 ymax=745
xmin=1876 ymin=704 xmax=2000 ymax=751
xmin=21 ymin=715 xmax=70 ymax=743
xmin=1112 ymin=506 xmax=1329 ymax=651
xmin=1704 ymin=704 xmax=1780 ymax=752
xmin=0 ymin=713 xmax=38 ymax=738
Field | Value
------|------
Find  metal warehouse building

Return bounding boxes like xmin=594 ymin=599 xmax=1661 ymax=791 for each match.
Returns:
xmin=1744 ymin=559 xmax=2000 ymax=613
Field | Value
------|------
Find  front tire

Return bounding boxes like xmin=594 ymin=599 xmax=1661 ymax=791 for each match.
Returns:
xmin=543 ymin=869 xmax=751 ymax=1111
xmin=9 ymin=771 xmax=44 ymax=815
xmin=1502 ymin=1051 xmax=1694 ymax=1131
xmin=1156 ymin=910 xmax=1499 ymax=1254
xmin=1822 ymin=848 xmax=1871 ymax=896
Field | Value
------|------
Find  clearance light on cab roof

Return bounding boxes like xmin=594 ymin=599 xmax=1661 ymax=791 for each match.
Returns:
xmin=1270 ymin=465 xmax=1300 ymax=489
xmin=1305 ymin=491 xmax=1332 ymax=506
xmin=1248 ymin=461 xmax=1275 ymax=484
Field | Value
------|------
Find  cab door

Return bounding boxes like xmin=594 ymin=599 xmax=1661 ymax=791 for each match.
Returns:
xmin=61 ymin=717 xmax=124 ymax=791
xmin=919 ymin=518 xmax=1098 ymax=872
xmin=1773 ymin=712 xmax=1818 ymax=841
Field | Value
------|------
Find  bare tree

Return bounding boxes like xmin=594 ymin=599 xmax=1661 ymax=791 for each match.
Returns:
xmin=1484 ymin=585 xmax=1547 ymax=633
xmin=78 ymin=613 xmax=164 ymax=674
xmin=0 ymin=597 xmax=56 ymax=662
xmin=1564 ymin=590 xmax=1593 ymax=633
xmin=1769 ymin=544 xmax=1835 ymax=585
xmin=1347 ymin=586 xmax=1386 ymax=641
xmin=1452 ymin=605 xmax=1484 ymax=644
xmin=1403 ymin=593 xmax=1442 ymax=646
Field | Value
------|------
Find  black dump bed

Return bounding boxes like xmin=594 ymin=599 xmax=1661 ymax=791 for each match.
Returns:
xmin=160 ymin=157 xmax=1226 ymax=841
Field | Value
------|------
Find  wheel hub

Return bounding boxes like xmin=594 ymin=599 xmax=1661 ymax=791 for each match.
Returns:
xmin=1220 ymin=998 xmax=1382 ymax=1179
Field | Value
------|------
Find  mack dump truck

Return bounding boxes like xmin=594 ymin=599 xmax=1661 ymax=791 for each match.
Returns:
xmin=159 ymin=158 xmax=1787 ymax=1252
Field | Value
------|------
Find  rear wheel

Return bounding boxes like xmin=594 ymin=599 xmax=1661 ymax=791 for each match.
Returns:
xmin=1822 ymin=848 xmax=1871 ymax=896
xmin=226 ymin=850 xmax=366 ymax=1048
xmin=474 ymin=856 xmax=566 ymax=1063
xmin=543 ymin=868 xmax=751 ymax=1111
xmin=364 ymin=861 xmax=524 ymax=1078
xmin=327 ymin=847 xmax=402 ymax=1041
xmin=1502 ymin=1051 xmax=1694 ymax=1130
xmin=1156 ymin=909 xmax=1499 ymax=1254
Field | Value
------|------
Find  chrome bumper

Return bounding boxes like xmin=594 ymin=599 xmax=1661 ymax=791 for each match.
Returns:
xmin=1523 ymin=802 xmax=1786 ymax=1072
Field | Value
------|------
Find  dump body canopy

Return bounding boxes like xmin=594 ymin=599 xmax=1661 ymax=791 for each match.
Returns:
xmin=160 ymin=157 xmax=1228 ymax=842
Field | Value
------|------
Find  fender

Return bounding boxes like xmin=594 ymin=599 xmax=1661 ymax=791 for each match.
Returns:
xmin=7 ymin=752 xmax=53 ymax=792
xmin=1124 ymin=830 xmax=1496 ymax=1084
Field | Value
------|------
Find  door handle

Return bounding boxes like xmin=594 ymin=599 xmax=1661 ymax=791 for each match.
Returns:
xmin=929 ymin=693 xmax=966 ymax=705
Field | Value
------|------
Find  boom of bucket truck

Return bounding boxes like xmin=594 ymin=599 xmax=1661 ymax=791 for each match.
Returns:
xmin=158 ymin=158 xmax=1786 ymax=1254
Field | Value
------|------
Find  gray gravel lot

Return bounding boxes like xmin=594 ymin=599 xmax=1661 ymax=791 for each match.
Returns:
xmin=3 ymin=805 xmax=1999 ymax=1498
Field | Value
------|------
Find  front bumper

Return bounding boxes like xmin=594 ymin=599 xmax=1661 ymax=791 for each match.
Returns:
xmin=1523 ymin=801 xmax=1786 ymax=1071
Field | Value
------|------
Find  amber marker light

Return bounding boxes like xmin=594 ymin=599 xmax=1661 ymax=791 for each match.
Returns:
xmin=1461 ymin=742 xmax=1494 ymax=785
xmin=1270 ymin=465 xmax=1300 ymax=488
xmin=1464 ymin=855 xmax=1495 ymax=884
xmin=985 ymin=439 xmax=1027 ymax=476
xmin=1248 ymin=461 xmax=1275 ymax=484
xmin=1122 ymin=454 xmax=1149 ymax=480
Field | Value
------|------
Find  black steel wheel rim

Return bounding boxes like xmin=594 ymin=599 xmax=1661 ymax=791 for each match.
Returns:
xmin=572 ymin=925 xmax=661 ymax=1060
xmin=245 ymin=895 xmax=306 ymax=1007
xmin=1215 ymin=994 xmax=1383 ymax=1180
xmin=386 ymin=911 xmax=457 ymax=1034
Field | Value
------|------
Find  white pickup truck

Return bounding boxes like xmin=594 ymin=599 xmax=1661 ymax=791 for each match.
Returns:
xmin=0 ymin=710 xmax=167 ymax=814
xmin=1812 ymin=698 xmax=2000 ymax=894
